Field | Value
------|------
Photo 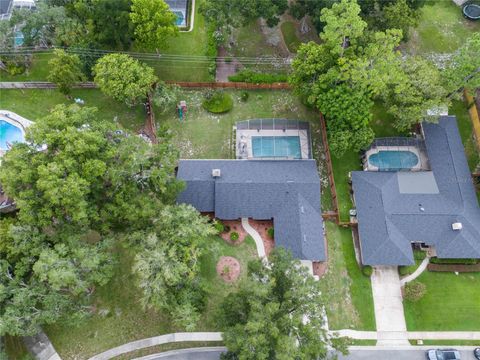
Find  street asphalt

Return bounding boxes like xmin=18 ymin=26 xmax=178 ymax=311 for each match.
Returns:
xmin=139 ymin=346 xmax=480 ymax=360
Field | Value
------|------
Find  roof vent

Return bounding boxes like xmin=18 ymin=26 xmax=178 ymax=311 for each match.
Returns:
xmin=452 ymin=222 xmax=462 ymax=231
xmin=300 ymin=206 xmax=305 ymax=214
xmin=212 ymin=169 xmax=221 ymax=178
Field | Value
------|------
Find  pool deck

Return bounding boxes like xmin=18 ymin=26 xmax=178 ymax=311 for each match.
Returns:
xmin=235 ymin=128 xmax=310 ymax=159
xmin=0 ymin=110 xmax=33 ymax=157
xmin=364 ymin=145 xmax=429 ymax=171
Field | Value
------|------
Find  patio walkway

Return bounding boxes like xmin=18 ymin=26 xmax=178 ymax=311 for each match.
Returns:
xmin=241 ymin=218 xmax=266 ymax=258
xmin=400 ymin=256 xmax=430 ymax=286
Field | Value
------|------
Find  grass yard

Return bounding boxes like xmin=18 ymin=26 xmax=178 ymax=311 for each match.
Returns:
xmin=280 ymin=21 xmax=301 ymax=53
xmin=142 ymin=0 xmax=213 ymax=82
xmin=4 ymin=336 xmax=32 ymax=360
xmin=231 ymin=21 xmax=286 ymax=59
xmin=451 ymin=99 xmax=480 ymax=172
xmin=45 ymin=236 xmax=257 ymax=359
xmin=406 ymin=1 xmax=480 ymax=55
xmin=319 ymin=222 xmax=375 ymax=331
xmin=0 ymin=52 xmax=54 ymax=82
xmin=404 ymin=271 xmax=480 ymax=331
xmin=0 ymin=89 xmax=145 ymax=131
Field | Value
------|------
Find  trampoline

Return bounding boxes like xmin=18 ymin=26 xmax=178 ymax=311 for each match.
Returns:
xmin=463 ymin=3 xmax=480 ymax=20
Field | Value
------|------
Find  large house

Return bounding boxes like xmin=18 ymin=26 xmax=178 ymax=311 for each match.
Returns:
xmin=352 ymin=116 xmax=480 ymax=266
xmin=176 ymin=159 xmax=326 ymax=263
xmin=0 ymin=0 xmax=35 ymax=20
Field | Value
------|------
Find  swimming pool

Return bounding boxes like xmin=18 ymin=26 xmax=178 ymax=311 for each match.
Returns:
xmin=368 ymin=150 xmax=419 ymax=171
xmin=173 ymin=11 xmax=185 ymax=26
xmin=0 ymin=120 xmax=25 ymax=150
xmin=252 ymin=136 xmax=301 ymax=158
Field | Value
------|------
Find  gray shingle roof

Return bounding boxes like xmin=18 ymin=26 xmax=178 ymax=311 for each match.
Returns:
xmin=177 ymin=159 xmax=325 ymax=261
xmin=352 ymin=116 xmax=480 ymax=265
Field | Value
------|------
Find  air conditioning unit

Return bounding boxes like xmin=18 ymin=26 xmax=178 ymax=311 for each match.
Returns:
xmin=212 ymin=169 xmax=221 ymax=178
xmin=452 ymin=222 xmax=463 ymax=231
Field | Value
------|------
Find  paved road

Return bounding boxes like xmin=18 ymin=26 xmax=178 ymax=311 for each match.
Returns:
xmin=339 ymin=348 xmax=478 ymax=360
xmin=139 ymin=347 xmax=480 ymax=360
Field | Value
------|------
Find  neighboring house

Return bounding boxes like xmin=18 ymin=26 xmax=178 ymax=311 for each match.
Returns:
xmin=0 ymin=0 xmax=35 ymax=20
xmin=176 ymin=159 xmax=326 ymax=264
xmin=352 ymin=116 xmax=480 ymax=266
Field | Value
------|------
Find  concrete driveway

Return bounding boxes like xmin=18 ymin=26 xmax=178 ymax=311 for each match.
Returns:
xmin=371 ymin=266 xmax=409 ymax=346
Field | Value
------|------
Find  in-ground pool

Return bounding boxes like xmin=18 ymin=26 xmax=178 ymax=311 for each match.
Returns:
xmin=368 ymin=150 xmax=418 ymax=171
xmin=0 ymin=120 xmax=25 ymax=150
xmin=252 ymin=136 xmax=301 ymax=158
xmin=173 ymin=11 xmax=185 ymax=26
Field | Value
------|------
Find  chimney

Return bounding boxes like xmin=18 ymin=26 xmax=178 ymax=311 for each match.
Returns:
xmin=452 ymin=222 xmax=462 ymax=231
xmin=212 ymin=169 xmax=221 ymax=178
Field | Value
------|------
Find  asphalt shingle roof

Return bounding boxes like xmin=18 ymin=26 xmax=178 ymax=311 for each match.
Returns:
xmin=176 ymin=159 xmax=325 ymax=261
xmin=352 ymin=116 xmax=480 ymax=265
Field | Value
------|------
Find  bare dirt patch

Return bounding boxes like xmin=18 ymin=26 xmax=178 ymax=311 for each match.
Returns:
xmin=216 ymin=256 xmax=241 ymax=283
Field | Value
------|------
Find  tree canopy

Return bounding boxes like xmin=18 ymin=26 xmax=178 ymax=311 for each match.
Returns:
xmin=47 ymin=49 xmax=85 ymax=95
xmin=202 ymin=0 xmax=288 ymax=30
xmin=93 ymin=54 xmax=158 ymax=106
xmin=130 ymin=0 xmax=178 ymax=51
xmin=129 ymin=204 xmax=216 ymax=330
xmin=0 ymin=222 xmax=113 ymax=336
xmin=290 ymin=0 xmax=445 ymax=156
xmin=219 ymin=248 xmax=347 ymax=359
xmin=444 ymin=33 xmax=480 ymax=97
xmin=0 ymin=104 xmax=180 ymax=233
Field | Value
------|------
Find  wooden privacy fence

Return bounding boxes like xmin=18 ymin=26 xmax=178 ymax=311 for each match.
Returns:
xmin=165 ymin=81 xmax=291 ymax=90
xmin=319 ymin=113 xmax=340 ymax=224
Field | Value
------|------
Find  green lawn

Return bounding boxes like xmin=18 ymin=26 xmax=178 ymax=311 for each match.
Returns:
xmin=280 ymin=22 xmax=301 ymax=53
xmin=46 ymin=236 xmax=257 ymax=360
xmin=451 ymin=99 xmax=480 ymax=172
xmin=231 ymin=21 xmax=285 ymax=59
xmin=0 ymin=89 xmax=145 ymax=131
xmin=142 ymin=0 xmax=213 ymax=82
xmin=319 ymin=222 xmax=375 ymax=331
xmin=404 ymin=271 xmax=480 ymax=331
xmin=0 ymin=52 xmax=54 ymax=82
xmin=4 ymin=336 xmax=32 ymax=360
xmin=406 ymin=1 xmax=480 ymax=55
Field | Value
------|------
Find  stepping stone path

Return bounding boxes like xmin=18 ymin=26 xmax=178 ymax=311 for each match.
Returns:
xmin=216 ymin=256 xmax=241 ymax=283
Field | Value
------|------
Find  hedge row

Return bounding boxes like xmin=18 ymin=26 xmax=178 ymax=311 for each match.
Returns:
xmin=429 ymin=257 xmax=479 ymax=265
xmin=228 ymin=70 xmax=288 ymax=84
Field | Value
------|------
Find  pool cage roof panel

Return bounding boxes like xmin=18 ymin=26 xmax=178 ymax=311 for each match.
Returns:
xmin=236 ymin=118 xmax=310 ymax=131
xmin=165 ymin=0 xmax=187 ymax=11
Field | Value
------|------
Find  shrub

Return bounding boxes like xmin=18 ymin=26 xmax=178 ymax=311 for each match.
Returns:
xmin=230 ymin=231 xmax=239 ymax=242
xmin=6 ymin=62 xmax=26 ymax=75
xmin=430 ymin=257 xmax=478 ymax=265
xmin=399 ymin=265 xmax=416 ymax=276
xmin=267 ymin=227 xmax=274 ymax=239
xmin=202 ymin=91 xmax=233 ymax=113
xmin=228 ymin=69 xmax=288 ymax=84
xmin=362 ymin=265 xmax=373 ymax=277
xmin=240 ymin=91 xmax=249 ymax=102
xmin=214 ymin=221 xmax=224 ymax=233
xmin=404 ymin=282 xmax=426 ymax=302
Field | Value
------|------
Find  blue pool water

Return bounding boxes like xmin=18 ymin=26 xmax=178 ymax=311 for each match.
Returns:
xmin=0 ymin=120 xmax=25 ymax=150
xmin=173 ymin=11 xmax=185 ymax=26
xmin=14 ymin=31 xmax=24 ymax=46
xmin=252 ymin=136 xmax=301 ymax=158
xmin=368 ymin=150 xmax=418 ymax=171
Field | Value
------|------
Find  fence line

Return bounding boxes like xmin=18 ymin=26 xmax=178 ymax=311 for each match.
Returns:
xmin=318 ymin=113 xmax=340 ymax=224
xmin=0 ymin=81 xmax=291 ymax=90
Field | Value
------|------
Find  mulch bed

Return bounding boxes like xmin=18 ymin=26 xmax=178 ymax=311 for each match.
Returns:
xmin=313 ymin=261 xmax=327 ymax=277
xmin=427 ymin=263 xmax=480 ymax=272
xmin=249 ymin=219 xmax=274 ymax=256
xmin=219 ymin=219 xmax=247 ymax=245
xmin=216 ymin=256 xmax=241 ymax=283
